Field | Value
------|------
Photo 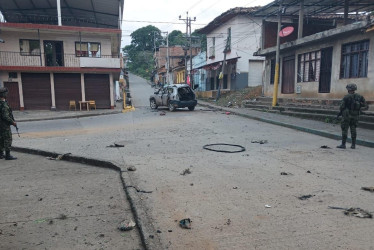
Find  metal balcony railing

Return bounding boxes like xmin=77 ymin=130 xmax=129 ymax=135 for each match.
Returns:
xmin=0 ymin=51 xmax=120 ymax=68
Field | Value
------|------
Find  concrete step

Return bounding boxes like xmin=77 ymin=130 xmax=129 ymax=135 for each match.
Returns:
xmin=280 ymin=111 xmax=374 ymax=130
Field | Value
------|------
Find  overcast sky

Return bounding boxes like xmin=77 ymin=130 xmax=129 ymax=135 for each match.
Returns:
xmin=121 ymin=0 xmax=273 ymax=47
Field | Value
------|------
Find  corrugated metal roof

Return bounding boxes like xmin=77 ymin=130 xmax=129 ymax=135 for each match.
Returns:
xmin=0 ymin=0 xmax=124 ymax=29
xmin=198 ymin=7 xmax=260 ymax=34
xmin=252 ymin=0 xmax=374 ymax=18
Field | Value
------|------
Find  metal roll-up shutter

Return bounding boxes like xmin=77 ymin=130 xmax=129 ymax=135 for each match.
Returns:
xmin=22 ymin=73 xmax=51 ymax=110
xmin=54 ymin=73 xmax=82 ymax=110
xmin=84 ymin=74 xmax=110 ymax=109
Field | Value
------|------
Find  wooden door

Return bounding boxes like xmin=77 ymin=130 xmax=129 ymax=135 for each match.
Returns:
xmin=4 ymin=82 xmax=20 ymax=110
xmin=319 ymin=47 xmax=333 ymax=93
xmin=281 ymin=55 xmax=295 ymax=94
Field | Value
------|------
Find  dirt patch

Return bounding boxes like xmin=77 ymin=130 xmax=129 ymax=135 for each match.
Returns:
xmin=201 ymin=86 xmax=262 ymax=108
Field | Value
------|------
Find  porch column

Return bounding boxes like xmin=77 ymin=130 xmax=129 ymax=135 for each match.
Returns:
xmin=18 ymin=76 xmax=24 ymax=111
xmin=109 ymin=73 xmax=114 ymax=109
xmin=50 ymin=73 xmax=56 ymax=110
xmin=344 ymin=0 xmax=349 ymax=25
xmin=81 ymin=73 xmax=86 ymax=101
xmin=298 ymin=0 xmax=304 ymax=39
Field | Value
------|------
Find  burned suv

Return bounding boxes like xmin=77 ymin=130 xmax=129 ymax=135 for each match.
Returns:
xmin=150 ymin=84 xmax=197 ymax=111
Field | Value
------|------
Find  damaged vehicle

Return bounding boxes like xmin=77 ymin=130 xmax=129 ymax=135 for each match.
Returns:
xmin=150 ymin=84 xmax=197 ymax=111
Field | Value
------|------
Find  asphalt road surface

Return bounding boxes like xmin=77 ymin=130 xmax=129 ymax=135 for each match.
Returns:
xmin=13 ymin=74 xmax=374 ymax=249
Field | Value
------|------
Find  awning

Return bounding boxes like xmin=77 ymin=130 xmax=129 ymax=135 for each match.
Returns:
xmin=198 ymin=57 xmax=240 ymax=70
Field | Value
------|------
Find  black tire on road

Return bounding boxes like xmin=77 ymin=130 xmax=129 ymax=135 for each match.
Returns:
xmin=188 ymin=106 xmax=195 ymax=111
xmin=150 ymin=99 xmax=158 ymax=109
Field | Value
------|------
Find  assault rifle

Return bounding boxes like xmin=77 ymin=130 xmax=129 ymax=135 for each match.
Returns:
xmin=15 ymin=124 xmax=20 ymax=137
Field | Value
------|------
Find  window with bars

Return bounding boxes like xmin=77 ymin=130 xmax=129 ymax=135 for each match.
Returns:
xmin=297 ymin=50 xmax=321 ymax=82
xmin=340 ymin=40 xmax=369 ymax=79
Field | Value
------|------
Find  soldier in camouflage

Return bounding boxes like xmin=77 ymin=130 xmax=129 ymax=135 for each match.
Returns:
xmin=336 ymin=83 xmax=367 ymax=149
xmin=0 ymin=87 xmax=17 ymax=160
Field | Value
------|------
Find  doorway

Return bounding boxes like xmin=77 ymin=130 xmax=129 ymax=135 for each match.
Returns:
xmin=44 ymin=41 xmax=64 ymax=66
xmin=4 ymin=82 xmax=20 ymax=110
xmin=281 ymin=55 xmax=295 ymax=94
xmin=319 ymin=47 xmax=333 ymax=93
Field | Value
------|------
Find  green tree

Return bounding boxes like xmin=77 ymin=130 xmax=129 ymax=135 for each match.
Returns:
xmin=192 ymin=29 xmax=206 ymax=52
xmin=168 ymin=30 xmax=186 ymax=46
xmin=123 ymin=25 xmax=163 ymax=79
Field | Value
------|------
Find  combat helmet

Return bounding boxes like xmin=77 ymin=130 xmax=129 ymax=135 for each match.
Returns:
xmin=346 ymin=83 xmax=357 ymax=91
xmin=0 ymin=87 xmax=8 ymax=97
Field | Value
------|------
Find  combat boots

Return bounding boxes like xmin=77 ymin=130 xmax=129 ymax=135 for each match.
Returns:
xmin=5 ymin=150 xmax=17 ymax=160
xmin=337 ymin=136 xmax=347 ymax=149
xmin=351 ymin=137 xmax=356 ymax=149
xmin=0 ymin=151 xmax=4 ymax=159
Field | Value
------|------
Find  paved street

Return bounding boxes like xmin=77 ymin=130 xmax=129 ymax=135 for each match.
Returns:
xmin=5 ymin=73 xmax=374 ymax=249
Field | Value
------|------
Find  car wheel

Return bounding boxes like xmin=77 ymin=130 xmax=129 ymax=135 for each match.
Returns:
xmin=188 ymin=106 xmax=195 ymax=111
xmin=150 ymin=99 xmax=158 ymax=109
xmin=168 ymin=102 xmax=176 ymax=112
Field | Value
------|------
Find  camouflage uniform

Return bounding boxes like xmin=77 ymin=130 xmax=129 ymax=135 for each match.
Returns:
xmin=337 ymin=84 xmax=367 ymax=149
xmin=0 ymin=87 xmax=17 ymax=160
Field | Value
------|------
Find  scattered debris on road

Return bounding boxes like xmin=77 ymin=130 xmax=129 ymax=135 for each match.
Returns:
xmin=225 ymin=219 xmax=231 ymax=225
xmin=106 ymin=143 xmax=124 ymax=148
xmin=180 ymin=168 xmax=191 ymax=175
xmin=280 ymin=172 xmax=293 ymax=175
xmin=225 ymin=112 xmax=231 ymax=115
xmin=307 ymin=170 xmax=311 ymax=173
xmin=179 ymin=218 xmax=191 ymax=229
xmin=118 ymin=219 xmax=136 ymax=231
xmin=320 ymin=145 xmax=331 ymax=149
xmin=156 ymin=230 xmax=162 ymax=233
xmin=298 ymin=195 xmax=315 ymax=200
xmin=265 ymin=205 xmax=272 ymax=208
xmin=57 ymin=214 xmax=67 ymax=220
xmin=233 ymin=187 xmax=238 ymax=189
xmin=46 ymin=153 xmax=71 ymax=160
xmin=361 ymin=187 xmax=374 ymax=192
xmin=251 ymin=140 xmax=268 ymax=144
xmin=329 ymin=206 xmax=373 ymax=218
xmin=160 ymin=112 xmax=166 ymax=116
xmin=127 ymin=166 xmax=137 ymax=171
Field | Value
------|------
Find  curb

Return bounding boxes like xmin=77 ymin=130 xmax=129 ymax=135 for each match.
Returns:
xmin=198 ymin=102 xmax=374 ymax=148
xmin=11 ymin=146 xmax=161 ymax=250
xmin=15 ymin=110 xmax=123 ymax=123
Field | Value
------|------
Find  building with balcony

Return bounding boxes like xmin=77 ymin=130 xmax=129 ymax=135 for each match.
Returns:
xmin=0 ymin=0 xmax=124 ymax=110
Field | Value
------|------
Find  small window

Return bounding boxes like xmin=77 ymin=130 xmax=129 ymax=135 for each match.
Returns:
xmin=340 ymin=40 xmax=369 ymax=78
xmin=9 ymin=72 xmax=17 ymax=78
xmin=75 ymin=42 xmax=101 ymax=57
xmin=19 ymin=39 xmax=41 ymax=56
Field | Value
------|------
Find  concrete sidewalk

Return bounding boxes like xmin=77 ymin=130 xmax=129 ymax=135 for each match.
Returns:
xmin=0 ymin=152 xmax=142 ymax=250
xmin=198 ymin=100 xmax=374 ymax=148
xmin=13 ymin=101 xmax=123 ymax=122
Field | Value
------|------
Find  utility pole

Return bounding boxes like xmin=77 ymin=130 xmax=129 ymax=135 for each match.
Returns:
xmin=179 ymin=12 xmax=196 ymax=86
xmin=216 ymin=35 xmax=230 ymax=101
xmin=272 ymin=0 xmax=283 ymax=107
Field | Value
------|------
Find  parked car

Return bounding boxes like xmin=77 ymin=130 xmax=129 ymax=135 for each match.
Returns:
xmin=149 ymin=84 xmax=197 ymax=111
